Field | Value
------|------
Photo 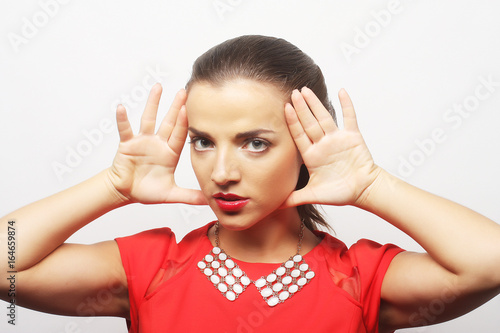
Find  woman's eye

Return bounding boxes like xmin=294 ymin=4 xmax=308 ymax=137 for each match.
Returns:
xmin=244 ymin=139 xmax=269 ymax=152
xmin=190 ymin=138 xmax=213 ymax=151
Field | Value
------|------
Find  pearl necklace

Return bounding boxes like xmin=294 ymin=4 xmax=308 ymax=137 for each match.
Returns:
xmin=197 ymin=221 xmax=316 ymax=307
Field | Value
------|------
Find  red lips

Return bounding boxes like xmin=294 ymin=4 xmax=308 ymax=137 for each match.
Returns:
xmin=213 ymin=192 xmax=249 ymax=211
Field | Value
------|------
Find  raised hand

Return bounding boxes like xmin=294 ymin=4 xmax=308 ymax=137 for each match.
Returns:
xmin=107 ymin=83 xmax=207 ymax=205
xmin=283 ymin=87 xmax=381 ymax=207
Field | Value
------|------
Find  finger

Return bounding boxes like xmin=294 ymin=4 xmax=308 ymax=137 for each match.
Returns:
xmin=139 ymin=83 xmax=163 ymax=134
xmin=281 ymin=188 xmax=312 ymax=209
xmin=301 ymin=87 xmax=338 ymax=134
xmin=285 ymin=103 xmax=313 ymax=154
xmin=338 ymin=88 xmax=359 ymax=131
xmin=167 ymin=105 xmax=189 ymax=155
xmin=291 ymin=89 xmax=325 ymax=142
xmin=170 ymin=188 xmax=208 ymax=206
xmin=157 ymin=89 xmax=187 ymax=140
xmin=116 ymin=104 xmax=134 ymax=142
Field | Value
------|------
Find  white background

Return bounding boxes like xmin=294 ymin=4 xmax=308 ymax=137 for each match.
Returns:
xmin=1 ymin=0 xmax=499 ymax=332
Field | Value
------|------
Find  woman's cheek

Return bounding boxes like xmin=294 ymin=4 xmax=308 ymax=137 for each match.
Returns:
xmin=264 ymin=156 xmax=301 ymax=198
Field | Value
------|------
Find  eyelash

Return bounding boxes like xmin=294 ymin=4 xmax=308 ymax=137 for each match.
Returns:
xmin=243 ymin=138 xmax=271 ymax=152
xmin=188 ymin=137 xmax=213 ymax=151
xmin=188 ymin=137 xmax=271 ymax=153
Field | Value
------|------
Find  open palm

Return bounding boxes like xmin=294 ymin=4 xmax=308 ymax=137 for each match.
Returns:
xmin=284 ymin=87 xmax=381 ymax=207
xmin=107 ymin=84 xmax=207 ymax=205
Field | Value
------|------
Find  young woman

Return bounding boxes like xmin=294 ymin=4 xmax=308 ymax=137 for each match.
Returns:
xmin=1 ymin=35 xmax=499 ymax=332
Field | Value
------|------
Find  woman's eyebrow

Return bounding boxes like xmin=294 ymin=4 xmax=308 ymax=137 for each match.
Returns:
xmin=235 ymin=129 xmax=276 ymax=139
xmin=188 ymin=127 xmax=211 ymax=138
xmin=188 ymin=127 xmax=275 ymax=139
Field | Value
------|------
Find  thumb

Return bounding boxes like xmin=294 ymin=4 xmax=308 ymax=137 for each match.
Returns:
xmin=165 ymin=188 xmax=209 ymax=206
xmin=281 ymin=188 xmax=312 ymax=209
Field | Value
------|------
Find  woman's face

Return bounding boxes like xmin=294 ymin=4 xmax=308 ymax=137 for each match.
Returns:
xmin=186 ymin=79 xmax=302 ymax=230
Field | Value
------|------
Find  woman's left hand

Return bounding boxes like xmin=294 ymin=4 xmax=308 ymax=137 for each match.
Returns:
xmin=283 ymin=87 xmax=381 ymax=207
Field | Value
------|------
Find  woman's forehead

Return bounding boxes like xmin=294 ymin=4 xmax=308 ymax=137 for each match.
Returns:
xmin=186 ymin=79 xmax=286 ymax=103
xmin=185 ymin=79 xmax=288 ymax=131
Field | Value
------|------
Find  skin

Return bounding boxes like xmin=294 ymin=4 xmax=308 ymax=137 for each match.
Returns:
xmin=0 ymin=81 xmax=499 ymax=331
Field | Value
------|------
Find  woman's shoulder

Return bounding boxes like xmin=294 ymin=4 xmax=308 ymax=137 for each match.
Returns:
xmin=314 ymin=230 xmax=403 ymax=256
xmin=114 ymin=221 xmax=214 ymax=260
xmin=311 ymin=230 xmax=404 ymax=275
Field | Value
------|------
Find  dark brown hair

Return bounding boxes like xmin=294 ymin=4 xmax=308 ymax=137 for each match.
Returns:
xmin=186 ymin=35 xmax=334 ymax=231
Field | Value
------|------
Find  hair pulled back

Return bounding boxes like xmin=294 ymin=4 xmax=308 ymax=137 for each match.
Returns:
xmin=186 ymin=35 xmax=334 ymax=231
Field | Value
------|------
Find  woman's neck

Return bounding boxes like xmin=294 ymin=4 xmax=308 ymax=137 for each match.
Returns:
xmin=208 ymin=208 xmax=321 ymax=263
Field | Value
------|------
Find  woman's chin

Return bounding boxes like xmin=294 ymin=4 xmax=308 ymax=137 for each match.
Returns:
xmin=213 ymin=202 xmax=297 ymax=232
xmin=214 ymin=212 xmax=266 ymax=231
xmin=215 ymin=217 xmax=254 ymax=231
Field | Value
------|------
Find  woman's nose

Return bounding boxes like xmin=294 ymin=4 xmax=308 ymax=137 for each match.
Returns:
xmin=210 ymin=149 xmax=241 ymax=186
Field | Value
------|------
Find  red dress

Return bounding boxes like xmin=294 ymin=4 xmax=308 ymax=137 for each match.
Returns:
xmin=115 ymin=222 xmax=403 ymax=332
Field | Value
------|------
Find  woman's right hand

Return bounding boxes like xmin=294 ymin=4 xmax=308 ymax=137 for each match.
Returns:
xmin=107 ymin=83 xmax=207 ymax=205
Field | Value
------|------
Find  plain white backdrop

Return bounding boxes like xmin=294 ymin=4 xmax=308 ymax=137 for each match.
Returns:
xmin=1 ymin=0 xmax=499 ymax=332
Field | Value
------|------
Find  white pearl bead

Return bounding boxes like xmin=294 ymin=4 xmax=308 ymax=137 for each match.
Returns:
xmin=282 ymin=276 xmax=292 ymax=285
xmin=299 ymin=263 xmax=309 ymax=271
xmin=219 ymin=253 xmax=227 ymax=260
xmin=204 ymin=268 xmax=213 ymax=276
xmin=197 ymin=261 xmax=206 ymax=269
xmin=211 ymin=261 xmax=220 ymax=269
xmin=232 ymin=268 xmax=243 ymax=277
xmin=205 ymin=254 xmax=214 ymax=262
xmin=225 ymin=259 xmax=235 ymax=269
xmin=210 ymin=275 xmax=220 ymax=284
xmin=260 ymin=287 xmax=273 ymax=298
xmin=233 ymin=284 xmax=243 ymax=294
xmin=218 ymin=267 xmax=228 ymax=277
xmin=272 ymin=283 xmax=283 ymax=292
xmin=297 ymin=277 xmax=307 ymax=286
xmin=267 ymin=296 xmax=279 ymax=307
xmin=254 ymin=278 xmax=267 ymax=288
xmin=266 ymin=273 xmax=277 ymax=283
xmin=306 ymin=271 xmax=315 ymax=279
xmin=225 ymin=275 xmax=236 ymax=285
xmin=291 ymin=269 xmax=301 ymax=278
xmin=285 ymin=260 xmax=294 ymax=268
xmin=240 ymin=276 xmax=251 ymax=286
xmin=212 ymin=247 xmax=221 ymax=255
xmin=218 ymin=283 xmax=228 ymax=293
xmin=279 ymin=291 xmax=290 ymax=301
xmin=226 ymin=291 xmax=236 ymax=301
xmin=276 ymin=266 xmax=286 ymax=276
xmin=293 ymin=254 xmax=302 ymax=262
xmin=288 ymin=284 xmax=298 ymax=293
